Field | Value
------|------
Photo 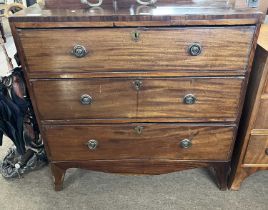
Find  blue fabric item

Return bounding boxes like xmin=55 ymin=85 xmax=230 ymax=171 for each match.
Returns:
xmin=0 ymin=92 xmax=26 ymax=155
xmin=0 ymin=68 xmax=28 ymax=155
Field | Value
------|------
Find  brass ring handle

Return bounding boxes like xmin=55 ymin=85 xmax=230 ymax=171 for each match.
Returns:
xmin=86 ymin=139 xmax=98 ymax=150
xmin=265 ymin=148 xmax=268 ymax=155
xmin=188 ymin=43 xmax=202 ymax=56
xmin=183 ymin=94 xmax=196 ymax=105
xmin=72 ymin=45 xmax=88 ymax=58
xmin=180 ymin=139 xmax=192 ymax=149
xmin=80 ymin=94 xmax=93 ymax=105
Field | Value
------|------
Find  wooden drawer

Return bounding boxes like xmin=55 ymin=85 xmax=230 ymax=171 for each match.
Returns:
xmin=244 ymin=135 xmax=268 ymax=165
xmin=31 ymin=79 xmax=137 ymax=119
xmin=19 ymin=27 xmax=254 ymax=73
xmin=31 ymin=77 xmax=243 ymax=121
xmin=254 ymin=100 xmax=268 ymax=129
xmin=137 ymin=77 xmax=243 ymax=120
xmin=44 ymin=124 xmax=235 ymax=161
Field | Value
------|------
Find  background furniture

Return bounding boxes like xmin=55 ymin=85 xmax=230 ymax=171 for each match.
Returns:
xmin=0 ymin=2 xmax=25 ymax=41
xmin=9 ymin=0 xmax=262 ymax=191
xmin=0 ymin=19 xmax=5 ymax=42
xmin=232 ymin=0 xmax=268 ymax=12
xmin=0 ymin=2 xmax=24 ymax=74
xmin=0 ymin=4 xmax=6 ymax=42
xmin=256 ymin=0 xmax=268 ymax=14
xmin=229 ymin=17 xmax=268 ymax=190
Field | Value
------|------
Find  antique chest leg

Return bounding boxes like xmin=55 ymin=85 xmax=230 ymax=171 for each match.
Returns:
xmin=229 ymin=167 xmax=252 ymax=190
xmin=210 ymin=162 xmax=230 ymax=191
xmin=50 ymin=163 xmax=66 ymax=191
xmin=229 ymin=167 xmax=267 ymax=190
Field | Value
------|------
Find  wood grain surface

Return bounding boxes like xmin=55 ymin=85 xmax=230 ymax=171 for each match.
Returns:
xmin=44 ymin=124 xmax=235 ymax=161
xmin=31 ymin=77 xmax=243 ymax=121
xmin=31 ymin=78 xmax=137 ymax=119
xmin=254 ymin=99 xmax=268 ymax=129
xmin=229 ymin=167 xmax=268 ymax=190
xmin=229 ymin=44 xmax=268 ymax=189
xmin=50 ymin=159 xmax=213 ymax=175
xmin=50 ymin=160 xmax=231 ymax=190
xmin=8 ymin=1 xmax=263 ymax=26
xmin=258 ymin=24 xmax=268 ymax=51
xmin=19 ymin=27 xmax=254 ymax=73
xmin=9 ymin=0 xmax=262 ymax=191
xmin=243 ymin=135 xmax=268 ymax=164
xmin=44 ymin=0 xmax=232 ymax=9
xmin=26 ymin=70 xmax=248 ymax=79
xmin=137 ymin=78 xmax=243 ymax=120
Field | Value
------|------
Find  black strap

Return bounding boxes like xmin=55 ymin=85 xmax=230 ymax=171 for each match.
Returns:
xmin=0 ymin=131 xmax=3 ymax=146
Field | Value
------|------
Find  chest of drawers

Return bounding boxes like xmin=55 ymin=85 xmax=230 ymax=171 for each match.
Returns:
xmin=230 ymin=22 xmax=268 ymax=190
xmin=9 ymin=0 xmax=262 ymax=191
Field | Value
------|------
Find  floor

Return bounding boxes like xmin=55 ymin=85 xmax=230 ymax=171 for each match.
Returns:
xmin=0 ymin=137 xmax=267 ymax=210
xmin=0 ymin=20 xmax=268 ymax=210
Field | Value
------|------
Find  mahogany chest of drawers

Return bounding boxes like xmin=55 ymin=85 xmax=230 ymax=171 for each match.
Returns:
xmin=230 ymin=22 xmax=268 ymax=190
xmin=9 ymin=0 xmax=262 ymax=191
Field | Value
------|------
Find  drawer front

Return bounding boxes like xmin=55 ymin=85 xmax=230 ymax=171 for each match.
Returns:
xmin=244 ymin=135 xmax=268 ymax=165
xmin=32 ymin=77 xmax=243 ymax=121
xmin=31 ymin=79 xmax=137 ymax=120
xmin=44 ymin=124 xmax=235 ymax=161
xmin=254 ymin=100 xmax=268 ymax=129
xmin=19 ymin=27 xmax=254 ymax=73
xmin=137 ymin=77 xmax=243 ymax=120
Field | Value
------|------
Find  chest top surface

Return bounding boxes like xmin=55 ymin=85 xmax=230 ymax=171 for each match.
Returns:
xmin=9 ymin=0 xmax=263 ymax=27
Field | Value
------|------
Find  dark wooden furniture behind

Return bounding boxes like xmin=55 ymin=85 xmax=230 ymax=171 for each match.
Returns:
xmin=230 ymin=22 xmax=268 ymax=190
xmin=0 ymin=20 xmax=5 ymax=43
xmin=9 ymin=0 xmax=263 ymax=191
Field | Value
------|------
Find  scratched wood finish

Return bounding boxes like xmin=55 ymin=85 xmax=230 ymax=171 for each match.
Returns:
xmin=243 ymin=135 xmax=268 ymax=164
xmin=18 ymin=27 xmax=254 ymax=73
xmin=44 ymin=124 xmax=235 ymax=161
xmin=31 ymin=77 xmax=243 ymax=121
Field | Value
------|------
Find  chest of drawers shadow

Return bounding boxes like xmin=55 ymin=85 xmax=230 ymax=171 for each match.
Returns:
xmin=9 ymin=0 xmax=262 ymax=191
